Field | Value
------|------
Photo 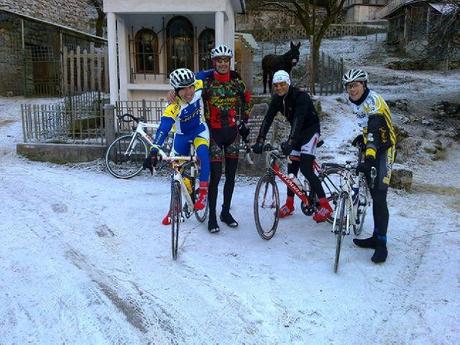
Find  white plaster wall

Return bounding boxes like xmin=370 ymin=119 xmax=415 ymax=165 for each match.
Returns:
xmin=129 ymin=90 xmax=170 ymax=101
xmin=105 ymin=0 xmax=240 ymax=102
xmin=346 ymin=5 xmax=385 ymax=22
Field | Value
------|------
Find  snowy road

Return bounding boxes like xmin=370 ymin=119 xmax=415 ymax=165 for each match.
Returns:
xmin=1 ymin=95 xmax=459 ymax=344
xmin=2 ymin=31 xmax=460 ymax=343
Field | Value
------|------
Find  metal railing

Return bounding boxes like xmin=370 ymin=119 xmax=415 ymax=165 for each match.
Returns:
xmin=21 ymin=91 xmax=109 ymax=144
xmin=115 ymin=99 xmax=168 ymax=133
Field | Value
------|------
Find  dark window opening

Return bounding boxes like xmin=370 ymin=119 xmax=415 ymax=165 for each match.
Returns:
xmin=135 ymin=29 xmax=159 ymax=74
xmin=166 ymin=16 xmax=194 ymax=74
xmin=198 ymin=28 xmax=215 ymax=70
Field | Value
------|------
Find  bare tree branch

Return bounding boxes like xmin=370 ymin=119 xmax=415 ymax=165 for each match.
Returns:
xmin=87 ymin=0 xmax=106 ymax=37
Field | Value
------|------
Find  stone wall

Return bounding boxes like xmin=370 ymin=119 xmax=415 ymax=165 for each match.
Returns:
xmin=0 ymin=12 xmax=23 ymax=95
xmin=236 ymin=9 xmax=386 ymax=42
xmin=0 ymin=0 xmax=98 ymax=34
xmin=0 ymin=1 xmax=100 ymax=96
xmin=236 ymin=10 xmax=299 ymax=32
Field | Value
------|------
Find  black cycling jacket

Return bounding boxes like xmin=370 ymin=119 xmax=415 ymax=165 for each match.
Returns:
xmin=258 ymin=86 xmax=320 ymax=147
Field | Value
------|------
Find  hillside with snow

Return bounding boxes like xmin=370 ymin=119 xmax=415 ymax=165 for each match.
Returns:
xmin=0 ymin=35 xmax=459 ymax=345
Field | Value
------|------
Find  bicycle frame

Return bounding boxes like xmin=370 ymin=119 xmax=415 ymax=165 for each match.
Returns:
xmin=171 ymin=160 xmax=196 ymax=214
xmin=266 ymin=151 xmax=328 ymax=209
xmin=331 ymin=163 xmax=364 ymax=235
xmin=124 ymin=121 xmax=158 ymax=156
xmin=266 ymin=152 xmax=312 ymax=207
xmin=156 ymin=146 xmax=198 ymax=215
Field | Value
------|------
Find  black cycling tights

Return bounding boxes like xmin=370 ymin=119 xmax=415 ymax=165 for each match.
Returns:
xmin=370 ymin=188 xmax=389 ymax=236
xmin=286 ymin=154 xmax=325 ymax=199
xmin=208 ymin=158 xmax=238 ymax=219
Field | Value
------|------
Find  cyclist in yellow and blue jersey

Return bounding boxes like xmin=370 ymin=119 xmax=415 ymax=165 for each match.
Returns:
xmin=143 ymin=68 xmax=210 ymax=225
xmin=343 ymin=68 xmax=396 ymax=264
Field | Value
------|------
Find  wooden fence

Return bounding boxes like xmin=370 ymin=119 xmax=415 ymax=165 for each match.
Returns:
xmin=62 ymin=43 xmax=109 ymax=95
xmin=316 ymin=52 xmax=344 ymax=95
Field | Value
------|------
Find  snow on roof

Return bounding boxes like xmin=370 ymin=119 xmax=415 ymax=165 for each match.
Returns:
xmin=382 ymin=0 xmax=459 ymax=18
xmin=235 ymin=32 xmax=259 ymax=50
xmin=429 ymin=3 xmax=459 ymax=15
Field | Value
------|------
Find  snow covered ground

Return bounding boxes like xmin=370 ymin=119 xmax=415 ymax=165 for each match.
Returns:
xmin=1 ymin=36 xmax=459 ymax=344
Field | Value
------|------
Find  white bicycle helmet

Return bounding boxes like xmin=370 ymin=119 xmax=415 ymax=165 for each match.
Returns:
xmin=211 ymin=44 xmax=233 ymax=59
xmin=342 ymin=69 xmax=368 ymax=86
xmin=169 ymin=68 xmax=196 ymax=89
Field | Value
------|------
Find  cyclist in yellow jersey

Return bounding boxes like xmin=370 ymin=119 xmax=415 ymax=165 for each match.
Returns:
xmin=143 ymin=68 xmax=210 ymax=225
xmin=343 ymin=68 xmax=396 ymax=264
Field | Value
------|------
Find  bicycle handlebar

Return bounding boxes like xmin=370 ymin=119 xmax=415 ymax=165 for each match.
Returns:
xmin=153 ymin=145 xmax=196 ymax=163
xmin=117 ymin=113 xmax=140 ymax=123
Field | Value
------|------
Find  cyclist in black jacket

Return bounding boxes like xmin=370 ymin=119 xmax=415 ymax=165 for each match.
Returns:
xmin=252 ymin=70 xmax=333 ymax=222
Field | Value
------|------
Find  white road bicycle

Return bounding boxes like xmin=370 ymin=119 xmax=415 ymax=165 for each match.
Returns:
xmin=105 ymin=113 xmax=171 ymax=179
xmin=154 ymin=145 xmax=208 ymax=260
xmin=332 ymin=162 xmax=375 ymax=273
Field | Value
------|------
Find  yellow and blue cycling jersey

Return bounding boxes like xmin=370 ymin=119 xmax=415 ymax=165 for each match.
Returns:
xmin=164 ymin=80 xmax=205 ymax=134
xmin=151 ymin=79 xmax=210 ymax=183
xmin=153 ymin=80 xmax=207 ymax=146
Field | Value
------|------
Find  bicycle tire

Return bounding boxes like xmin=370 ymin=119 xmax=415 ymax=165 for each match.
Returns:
xmin=334 ymin=193 xmax=348 ymax=273
xmin=254 ymin=175 xmax=280 ymax=240
xmin=354 ymin=179 xmax=369 ymax=236
xmin=105 ymin=134 xmax=148 ymax=179
xmin=194 ymin=187 xmax=208 ymax=223
xmin=171 ymin=180 xmax=181 ymax=260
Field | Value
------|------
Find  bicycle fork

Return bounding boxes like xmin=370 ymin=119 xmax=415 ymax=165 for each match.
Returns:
xmin=175 ymin=172 xmax=195 ymax=219
xmin=332 ymin=192 xmax=354 ymax=236
xmin=125 ymin=134 xmax=141 ymax=156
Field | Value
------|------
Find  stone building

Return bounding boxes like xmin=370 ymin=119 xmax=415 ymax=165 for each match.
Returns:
xmin=0 ymin=0 xmax=103 ymax=96
xmin=343 ymin=0 xmax=389 ymax=22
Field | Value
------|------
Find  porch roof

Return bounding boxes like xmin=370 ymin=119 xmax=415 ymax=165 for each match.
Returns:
xmin=103 ymin=0 xmax=245 ymax=14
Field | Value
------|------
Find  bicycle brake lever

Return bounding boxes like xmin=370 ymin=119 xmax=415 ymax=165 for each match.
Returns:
xmin=245 ymin=151 xmax=254 ymax=165
xmin=241 ymin=140 xmax=255 ymax=165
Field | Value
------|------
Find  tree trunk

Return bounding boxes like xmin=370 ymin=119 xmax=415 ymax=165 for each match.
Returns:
xmin=309 ymin=37 xmax=321 ymax=95
xmin=95 ymin=14 xmax=106 ymax=38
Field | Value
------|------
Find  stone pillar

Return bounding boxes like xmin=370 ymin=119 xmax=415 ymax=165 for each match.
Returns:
xmin=107 ymin=12 xmax=119 ymax=104
xmin=226 ymin=9 xmax=236 ymax=70
xmin=104 ymin=104 xmax=116 ymax=147
xmin=117 ymin=16 xmax=128 ymax=101
xmin=215 ymin=11 xmax=225 ymax=45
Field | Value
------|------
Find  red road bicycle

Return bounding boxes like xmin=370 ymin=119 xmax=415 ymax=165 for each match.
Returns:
xmin=253 ymin=144 xmax=343 ymax=240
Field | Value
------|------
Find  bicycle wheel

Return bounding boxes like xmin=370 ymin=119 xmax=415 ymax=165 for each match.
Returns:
xmin=194 ymin=186 xmax=208 ymax=223
xmin=171 ymin=181 xmax=182 ymax=260
xmin=354 ymin=180 xmax=369 ymax=236
xmin=254 ymin=175 xmax=280 ymax=240
xmin=321 ymin=167 xmax=346 ymax=224
xmin=334 ymin=193 xmax=348 ymax=273
xmin=105 ymin=134 xmax=148 ymax=179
